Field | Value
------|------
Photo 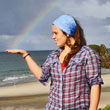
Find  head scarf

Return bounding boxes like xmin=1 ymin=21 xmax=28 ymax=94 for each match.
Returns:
xmin=53 ymin=14 xmax=77 ymax=36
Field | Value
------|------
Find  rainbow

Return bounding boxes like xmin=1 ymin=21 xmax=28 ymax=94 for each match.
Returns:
xmin=10 ymin=0 xmax=60 ymax=49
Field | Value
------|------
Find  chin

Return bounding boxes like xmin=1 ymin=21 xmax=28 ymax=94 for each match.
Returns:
xmin=56 ymin=43 xmax=65 ymax=47
xmin=57 ymin=45 xmax=64 ymax=48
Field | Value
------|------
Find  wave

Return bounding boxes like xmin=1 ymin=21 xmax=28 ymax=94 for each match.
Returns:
xmin=0 ymin=68 xmax=110 ymax=87
xmin=2 ymin=68 xmax=110 ymax=82
xmin=0 ymin=74 xmax=36 ymax=87
xmin=2 ymin=74 xmax=34 ymax=82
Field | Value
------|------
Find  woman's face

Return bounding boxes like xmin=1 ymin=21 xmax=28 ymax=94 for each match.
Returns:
xmin=52 ymin=25 xmax=67 ymax=47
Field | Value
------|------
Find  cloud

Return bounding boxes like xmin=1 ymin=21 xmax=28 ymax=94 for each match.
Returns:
xmin=74 ymin=0 xmax=89 ymax=4
xmin=0 ymin=0 xmax=65 ymax=51
xmin=0 ymin=0 xmax=54 ymax=35
xmin=0 ymin=34 xmax=57 ymax=51
xmin=97 ymin=0 xmax=110 ymax=5
xmin=79 ymin=17 xmax=110 ymax=47
xmin=59 ymin=0 xmax=110 ymax=18
xmin=105 ymin=24 xmax=110 ymax=32
xmin=0 ymin=35 xmax=15 ymax=51
xmin=19 ymin=34 xmax=56 ymax=50
xmin=57 ymin=0 xmax=110 ymax=48
xmin=0 ymin=0 xmax=110 ymax=50
xmin=0 ymin=35 xmax=14 ymax=40
xmin=73 ymin=0 xmax=110 ymax=5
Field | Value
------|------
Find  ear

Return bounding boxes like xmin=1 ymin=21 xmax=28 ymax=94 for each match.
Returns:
xmin=67 ymin=34 xmax=70 ymax=37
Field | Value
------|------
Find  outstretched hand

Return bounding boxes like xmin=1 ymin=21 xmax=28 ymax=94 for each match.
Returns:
xmin=6 ymin=49 xmax=28 ymax=57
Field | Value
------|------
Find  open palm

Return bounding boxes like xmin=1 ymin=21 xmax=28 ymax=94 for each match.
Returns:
xmin=6 ymin=49 xmax=27 ymax=57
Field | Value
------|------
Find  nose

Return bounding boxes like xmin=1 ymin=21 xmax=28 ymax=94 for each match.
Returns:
xmin=52 ymin=34 xmax=56 ymax=39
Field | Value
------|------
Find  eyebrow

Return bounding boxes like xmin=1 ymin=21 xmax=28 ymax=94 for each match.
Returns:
xmin=52 ymin=31 xmax=57 ymax=33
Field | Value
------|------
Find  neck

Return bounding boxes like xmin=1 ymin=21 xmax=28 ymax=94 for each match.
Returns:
xmin=63 ymin=45 xmax=71 ymax=54
xmin=59 ymin=45 xmax=71 ymax=64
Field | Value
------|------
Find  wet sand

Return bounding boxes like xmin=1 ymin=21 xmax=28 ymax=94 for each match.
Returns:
xmin=0 ymin=81 xmax=50 ymax=110
xmin=0 ymin=94 xmax=48 ymax=110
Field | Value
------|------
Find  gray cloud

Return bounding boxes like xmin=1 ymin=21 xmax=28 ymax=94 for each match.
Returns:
xmin=97 ymin=0 xmax=110 ymax=5
xmin=20 ymin=35 xmax=56 ymax=50
xmin=0 ymin=35 xmax=15 ymax=50
xmin=0 ymin=0 xmax=53 ymax=35
xmin=74 ymin=0 xmax=88 ymax=4
xmin=79 ymin=17 xmax=110 ymax=47
xmin=0 ymin=0 xmax=65 ymax=51
xmin=0 ymin=0 xmax=110 ymax=50
xmin=75 ymin=0 xmax=110 ymax=5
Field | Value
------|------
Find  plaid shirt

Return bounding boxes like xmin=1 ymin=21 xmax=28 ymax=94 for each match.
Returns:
xmin=39 ymin=45 xmax=104 ymax=110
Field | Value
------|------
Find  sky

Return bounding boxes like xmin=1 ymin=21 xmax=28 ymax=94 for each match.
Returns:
xmin=0 ymin=0 xmax=110 ymax=51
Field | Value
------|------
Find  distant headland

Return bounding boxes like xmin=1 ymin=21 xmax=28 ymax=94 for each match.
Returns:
xmin=88 ymin=44 xmax=110 ymax=69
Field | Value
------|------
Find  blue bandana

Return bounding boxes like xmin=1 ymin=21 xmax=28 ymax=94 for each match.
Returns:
xmin=53 ymin=15 xmax=77 ymax=36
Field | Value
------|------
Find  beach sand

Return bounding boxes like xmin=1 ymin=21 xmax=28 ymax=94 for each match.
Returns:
xmin=0 ymin=81 xmax=50 ymax=110
xmin=0 ymin=74 xmax=110 ymax=110
xmin=98 ymin=74 xmax=110 ymax=109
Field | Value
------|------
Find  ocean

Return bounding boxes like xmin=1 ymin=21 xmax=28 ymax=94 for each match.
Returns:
xmin=0 ymin=50 xmax=110 ymax=87
xmin=0 ymin=51 xmax=50 ymax=87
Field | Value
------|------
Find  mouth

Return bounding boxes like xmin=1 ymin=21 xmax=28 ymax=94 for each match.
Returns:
xmin=54 ymin=41 xmax=58 ymax=45
xmin=54 ymin=40 xmax=57 ymax=43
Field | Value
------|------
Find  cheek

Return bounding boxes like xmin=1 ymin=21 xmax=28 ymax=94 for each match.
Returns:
xmin=61 ymin=35 xmax=67 ymax=42
xmin=59 ymin=37 xmax=67 ymax=46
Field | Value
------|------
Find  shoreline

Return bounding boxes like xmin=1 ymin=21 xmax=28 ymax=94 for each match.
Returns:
xmin=0 ymin=68 xmax=109 ymax=87
xmin=0 ymin=74 xmax=110 ymax=109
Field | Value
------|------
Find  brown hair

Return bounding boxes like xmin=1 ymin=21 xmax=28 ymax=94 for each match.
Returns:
xmin=63 ymin=18 xmax=87 ymax=66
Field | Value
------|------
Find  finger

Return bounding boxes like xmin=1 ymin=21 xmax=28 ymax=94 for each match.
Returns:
xmin=5 ymin=49 xmax=11 ymax=52
xmin=5 ymin=49 xmax=17 ymax=53
xmin=6 ymin=49 xmax=12 ymax=52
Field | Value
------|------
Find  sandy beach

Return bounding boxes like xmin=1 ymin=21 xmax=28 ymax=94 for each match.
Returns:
xmin=0 ymin=74 xmax=110 ymax=110
xmin=0 ymin=81 xmax=50 ymax=110
xmin=98 ymin=73 xmax=110 ymax=108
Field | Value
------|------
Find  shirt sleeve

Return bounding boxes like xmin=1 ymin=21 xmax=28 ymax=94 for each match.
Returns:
xmin=39 ymin=53 xmax=51 ymax=86
xmin=86 ymin=49 xmax=104 ymax=86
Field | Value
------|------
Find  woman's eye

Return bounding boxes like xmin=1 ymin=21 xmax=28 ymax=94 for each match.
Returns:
xmin=55 ymin=32 xmax=57 ymax=35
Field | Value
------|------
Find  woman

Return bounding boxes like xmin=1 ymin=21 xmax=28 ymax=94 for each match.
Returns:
xmin=6 ymin=15 xmax=103 ymax=110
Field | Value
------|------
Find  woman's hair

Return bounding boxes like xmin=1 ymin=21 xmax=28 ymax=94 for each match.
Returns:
xmin=63 ymin=18 xmax=87 ymax=66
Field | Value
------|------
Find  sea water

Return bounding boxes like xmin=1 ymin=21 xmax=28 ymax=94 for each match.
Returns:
xmin=0 ymin=49 xmax=110 ymax=87
xmin=0 ymin=51 xmax=50 ymax=87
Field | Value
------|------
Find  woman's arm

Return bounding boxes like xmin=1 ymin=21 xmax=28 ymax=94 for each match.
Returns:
xmin=6 ymin=49 xmax=42 ymax=79
xmin=89 ymin=85 xmax=101 ymax=110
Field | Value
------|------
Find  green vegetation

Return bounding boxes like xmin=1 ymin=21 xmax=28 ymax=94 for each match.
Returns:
xmin=88 ymin=44 xmax=110 ymax=69
xmin=100 ymin=44 xmax=109 ymax=56
xmin=88 ymin=44 xmax=100 ymax=54
xmin=98 ymin=105 xmax=110 ymax=110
